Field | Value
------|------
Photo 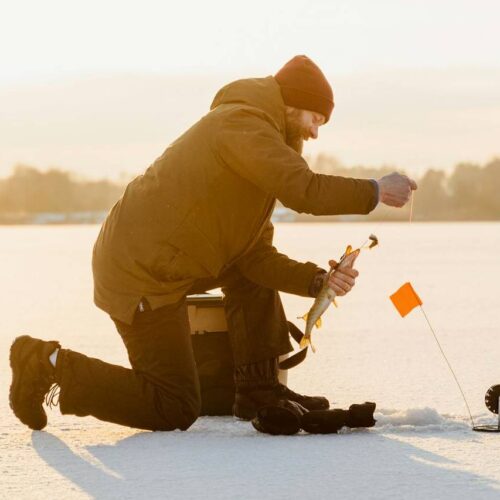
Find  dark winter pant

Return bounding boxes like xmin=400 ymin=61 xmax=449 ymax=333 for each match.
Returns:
xmin=55 ymin=269 xmax=293 ymax=431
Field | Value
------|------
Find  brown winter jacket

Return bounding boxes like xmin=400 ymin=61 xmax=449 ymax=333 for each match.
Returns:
xmin=92 ymin=76 xmax=378 ymax=324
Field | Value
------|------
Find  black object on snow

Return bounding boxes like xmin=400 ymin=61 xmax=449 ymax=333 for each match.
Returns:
xmin=252 ymin=401 xmax=377 ymax=436
xmin=251 ymin=400 xmax=308 ymax=435
xmin=473 ymin=384 xmax=500 ymax=433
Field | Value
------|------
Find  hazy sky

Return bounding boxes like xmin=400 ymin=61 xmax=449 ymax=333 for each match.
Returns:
xmin=1 ymin=0 xmax=499 ymax=178
xmin=2 ymin=0 xmax=499 ymax=83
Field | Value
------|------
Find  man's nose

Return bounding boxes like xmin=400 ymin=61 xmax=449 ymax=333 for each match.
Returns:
xmin=309 ymin=125 xmax=319 ymax=139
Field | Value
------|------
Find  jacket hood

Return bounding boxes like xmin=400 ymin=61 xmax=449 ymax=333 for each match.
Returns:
xmin=210 ymin=76 xmax=286 ymax=133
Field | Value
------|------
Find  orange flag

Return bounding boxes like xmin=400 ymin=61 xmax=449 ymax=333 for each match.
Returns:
xmin=390 ymin=282 xmax=422 ymax=317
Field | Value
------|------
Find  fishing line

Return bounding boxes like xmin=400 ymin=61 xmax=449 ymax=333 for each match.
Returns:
xmin=419 ymin=306 xmax=476 ymax=427
xmin=409 ymin=191 xmax=414 ymax=223
xmin=383 ymin=189 xmax=474 ymax=424
xmin=374 ymin=186 xmax=415 ymax=223
xmin=363 ymin=185 xmax=416 ymax=241
xmin=370 ymin=186 xmax=475 ymax=424
xmin=401 ymin=189 xmax=474 ymax=424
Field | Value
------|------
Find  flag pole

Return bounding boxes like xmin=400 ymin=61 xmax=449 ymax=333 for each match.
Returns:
xmin=419 ymin=306 xmax=475 ymax=427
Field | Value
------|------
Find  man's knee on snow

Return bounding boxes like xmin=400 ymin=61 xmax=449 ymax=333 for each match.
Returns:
xmin=176 ymin=387 xmax=202 ymax=430
xmin=153 ymin=387 xmax=201 ymax=431
xmin=178 ymin=398 xmax=201 ymax=430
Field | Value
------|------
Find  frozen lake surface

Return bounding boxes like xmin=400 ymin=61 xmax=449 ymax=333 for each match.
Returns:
xmin=1 ymin=222 xmax=500 ymax=499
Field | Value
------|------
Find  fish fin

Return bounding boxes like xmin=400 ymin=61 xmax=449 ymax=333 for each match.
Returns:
xmin=315 ymin=317 xmax=322 ymax=328
xmin=297 ymin=313 xmax=308 ymax=322
xmin=300 ymin=335 xmax=317 ymax=354
xmin=332 ymin=298 xmax=338 ymax=308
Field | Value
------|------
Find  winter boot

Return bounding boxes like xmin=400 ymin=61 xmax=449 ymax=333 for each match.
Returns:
xmin=233 ymin=358 xmax=281 ymax=420
xmin=233 ymin=358 xmax=330 ymax=420
xmin=9 ymin=335 xmax=61 ymax=430
xmin=275 ymin=383 xmax=329 ymax=411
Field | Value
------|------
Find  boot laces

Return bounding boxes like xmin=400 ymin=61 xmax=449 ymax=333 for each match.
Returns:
xmin=277 ymin=384 xmax=307 ymax=401
xmin=278 ymin=384 xmax=298 ymax=399
xmin=29 ymin=359 xmax=55 ymax=405
xmin=44 ymin=383 xmax=60 ymax=409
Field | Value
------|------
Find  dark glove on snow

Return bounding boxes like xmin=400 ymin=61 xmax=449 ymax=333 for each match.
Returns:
xmin=251 ymin=400 xmax=308 ymax=435
xmin=252 ymin=401 xmax=376 ymax=435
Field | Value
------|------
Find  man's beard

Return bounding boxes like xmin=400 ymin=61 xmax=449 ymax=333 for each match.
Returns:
xmin=284 ymin=109 xmax=305 ymax=155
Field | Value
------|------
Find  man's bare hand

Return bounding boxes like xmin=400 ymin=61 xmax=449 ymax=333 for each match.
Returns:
xmin=327 ymin=259 xmax=358 ymax=296
xmin=377 ymin=172 xmax=418 ymax=208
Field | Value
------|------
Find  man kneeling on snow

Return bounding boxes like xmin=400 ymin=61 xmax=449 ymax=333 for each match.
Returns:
xmin=9 ymin=55 xmax=416 ymax=431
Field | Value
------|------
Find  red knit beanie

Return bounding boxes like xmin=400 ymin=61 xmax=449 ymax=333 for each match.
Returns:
xmin=275 ymin=55 xmax=334 ymax=123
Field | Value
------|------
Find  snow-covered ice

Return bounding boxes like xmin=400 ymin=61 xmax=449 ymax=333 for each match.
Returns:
xmin=1 ymin=223 xmax=500 ymax=499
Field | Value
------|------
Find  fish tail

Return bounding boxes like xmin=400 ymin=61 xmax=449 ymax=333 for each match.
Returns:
xmin=299 ymin=335 xmax=317 ymax=353
xmin=299 ymin=335 xmax=310 ymax=350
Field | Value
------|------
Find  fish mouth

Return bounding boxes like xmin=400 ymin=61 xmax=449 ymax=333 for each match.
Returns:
xmin=341 ymin=248 xmax=360 ymax=266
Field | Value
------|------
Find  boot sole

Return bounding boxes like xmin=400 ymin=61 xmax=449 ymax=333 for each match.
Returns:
xmin=9 ymin=335 xmax=47 ymax=430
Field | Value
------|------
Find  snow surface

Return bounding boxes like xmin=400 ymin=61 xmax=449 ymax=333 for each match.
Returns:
xmin=1 ymin=223 xmax=500 ymax=499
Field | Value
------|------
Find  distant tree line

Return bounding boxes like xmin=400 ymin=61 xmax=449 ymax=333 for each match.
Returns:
xmin=0 ymin=158 xmax=499 ymax=222
xmin=0 ymin=165 xmax=125 ymax=221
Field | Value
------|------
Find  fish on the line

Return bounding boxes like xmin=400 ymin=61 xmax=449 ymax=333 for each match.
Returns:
xmin=298 ymin=234 xmax=378 ymax=353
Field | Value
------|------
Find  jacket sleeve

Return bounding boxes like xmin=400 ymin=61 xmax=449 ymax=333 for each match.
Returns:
xmin=216 ymin=109 xmax=378 ymax=215
xmin=236 ymin=221 xmax=322 ymax=297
